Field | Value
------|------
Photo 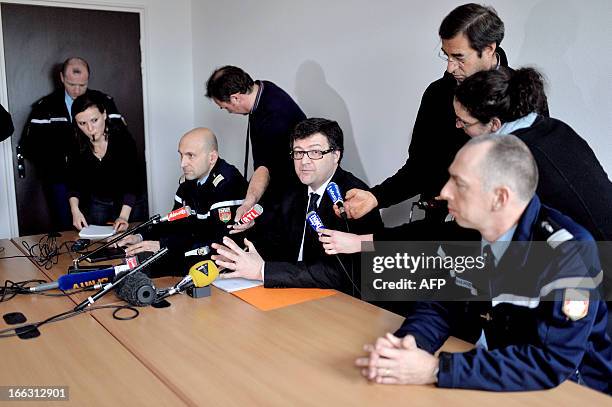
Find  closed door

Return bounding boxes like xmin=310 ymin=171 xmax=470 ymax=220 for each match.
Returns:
xmin=2 ymin=3 xmax=147 ymax=235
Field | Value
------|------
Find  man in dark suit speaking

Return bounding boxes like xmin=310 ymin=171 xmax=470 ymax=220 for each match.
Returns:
xmin=212 ymin=118 xmax=382 ymax=298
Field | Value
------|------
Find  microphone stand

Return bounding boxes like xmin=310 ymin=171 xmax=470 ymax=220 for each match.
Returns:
xmin=71 ymin=214 xmax=161 ymax=270
xmin=74 ymin=247 xmax=168 ymax=311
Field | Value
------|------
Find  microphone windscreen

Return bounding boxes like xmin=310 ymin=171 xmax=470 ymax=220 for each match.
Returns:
xmin=116 ymin=271 xmax=156 ymax=306
xmin=326 ymin=182 xmax=343 ymax=204
xmin=252 ymin=204 xmax=264 ymax=215
xmin=57 ymin=268 xmax=116 ymax=290
xmin=189 ymin=260 xmax=219 ymax=287
xmin=306 ymin=211 xmax=325 ymax=232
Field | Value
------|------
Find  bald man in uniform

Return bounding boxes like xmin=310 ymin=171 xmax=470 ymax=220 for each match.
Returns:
xmin=119 ymin=127 xmax=247 ymax=275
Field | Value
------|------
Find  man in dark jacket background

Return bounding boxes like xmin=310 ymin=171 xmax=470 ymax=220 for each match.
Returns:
xmin=206 ymin=65 xmax=306 ymax=233
xmin=342 ymin=4 xmax=530 ymax=226
xmin=18 ymin=57 xmax=126 ymax=231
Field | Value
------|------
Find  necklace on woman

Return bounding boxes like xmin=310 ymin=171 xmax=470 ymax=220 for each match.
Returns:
xmin=92 ymin=138 xmax=108 ymax=160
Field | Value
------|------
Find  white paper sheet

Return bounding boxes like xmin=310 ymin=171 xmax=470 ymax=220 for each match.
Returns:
xmin=78 ymin=225 xmax=116 ymax=240
xmin=213 ymin=277 xmax=263 ymax=292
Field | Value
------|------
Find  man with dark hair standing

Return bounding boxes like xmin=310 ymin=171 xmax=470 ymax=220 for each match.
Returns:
xmin=343 ymin=4 xmax=534 ymax=226
xmin=19 ymin=57 xmax=126 ymax=231
xmin=211 ymin=118 xmax=382 ymax=297
xmin=205 ymin=66 xmax=306 ymax=231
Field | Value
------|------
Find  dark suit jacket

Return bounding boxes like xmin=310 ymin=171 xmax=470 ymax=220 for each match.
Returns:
xmin=257 ymin=166 xmax=383 ymax=297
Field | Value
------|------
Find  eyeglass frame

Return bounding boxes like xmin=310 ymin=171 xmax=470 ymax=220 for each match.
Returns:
xmin=437 ymin=49 xmax=473 ymax=66
xmin=290 ymin=148 xmax=336 ymax=160
xmin=455 ymin=116 xmax=481 ymax=129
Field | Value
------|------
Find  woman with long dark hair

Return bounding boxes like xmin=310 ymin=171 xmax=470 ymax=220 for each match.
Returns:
xmin=454 ymin=66 xmax=612 ymax=244
xmin=68 ymin=93 xmax=140 ymax=232
xmin=454 ymin=67 xmax=612 ymax=335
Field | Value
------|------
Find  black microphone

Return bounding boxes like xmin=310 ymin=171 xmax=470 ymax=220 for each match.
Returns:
xmin=326 ymin=182 xmax=347 ymax=220
xmin=71 ymin=214 xmax=161 ymax=270
xmin=74 ymin=247 xmax=168 ymax=311
xmin=116 ymin=271 xmax=156 ymax=307
xmin=415 ymin=199 xmax=444 ymax=210
xmin=409 ymin=199 xmax=445 ymax=222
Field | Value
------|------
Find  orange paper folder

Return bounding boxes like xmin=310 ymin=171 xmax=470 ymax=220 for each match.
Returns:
xmin=231 ymin=286 xmax=337 ymax=311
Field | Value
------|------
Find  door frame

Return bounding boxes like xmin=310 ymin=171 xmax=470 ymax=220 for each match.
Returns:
xmin=0 ymin=0 xmax=152 ymax=237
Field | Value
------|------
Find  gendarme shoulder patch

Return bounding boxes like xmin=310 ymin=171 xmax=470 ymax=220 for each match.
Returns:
xmin=562 ymin=288 xmax=589 ymax=321
xmin=212 ymin=174 xmax=224 ymax=187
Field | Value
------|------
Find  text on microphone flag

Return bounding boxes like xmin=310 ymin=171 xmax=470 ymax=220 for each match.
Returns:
xmin=306 ymin=211 xmax=325 ymax=231
xmin=168 ymin=207 xmax=191 ymax=221
xmin=326 ymin=182 xmax=343 ymax=203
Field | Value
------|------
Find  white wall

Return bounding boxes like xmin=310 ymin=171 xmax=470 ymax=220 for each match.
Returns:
xmin=192 ymin=0 xmax=612 ymax=226
xmin=0 ymin=0 xmax=195 ymax=238
xmin=2 ymin=1 xmax=610 ymax=237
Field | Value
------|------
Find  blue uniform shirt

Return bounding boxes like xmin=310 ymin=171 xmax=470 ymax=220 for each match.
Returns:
xmin=396 ymin=195 xmax=612 ymax=393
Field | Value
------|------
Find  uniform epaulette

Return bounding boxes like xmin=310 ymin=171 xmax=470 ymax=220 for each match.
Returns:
xmin=212 ymin=173 xmax=224 ymax=187
xmin=540 ymin=218 xmax=574 ymax=249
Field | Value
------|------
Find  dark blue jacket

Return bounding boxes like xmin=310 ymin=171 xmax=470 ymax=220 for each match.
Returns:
xmin=396 ymin=196 xmax=612 ymax=393
xmin=249 ymin=80 xmax=306 ymax=201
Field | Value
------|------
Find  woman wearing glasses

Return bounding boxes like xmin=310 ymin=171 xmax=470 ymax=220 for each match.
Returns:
xmin=454 ymin=67 xmax=612 ymax=242
xmin=454 ymin=67 xmax=612 ymax=321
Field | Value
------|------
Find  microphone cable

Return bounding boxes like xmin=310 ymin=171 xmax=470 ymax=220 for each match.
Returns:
xmin=0 ymin=303 xmax=140 ymax=339
xmin=333 ymin=255 xmax=361 ymax=297
xmin=336 ymin=204 xmax=356 ymax=297
xmin=17 ymin=234 xmax=73 ymax=269
xmin=1 ymin=234 xmax=106 ymax=269
xmin=0 ymin=279 xmax=101 ymax=303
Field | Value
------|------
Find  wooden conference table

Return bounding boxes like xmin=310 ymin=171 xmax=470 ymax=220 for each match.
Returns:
xmin=0 ymin=232 xmax=609 ymax=406
xmin=0 ymin=239 xmax=183 ymax=406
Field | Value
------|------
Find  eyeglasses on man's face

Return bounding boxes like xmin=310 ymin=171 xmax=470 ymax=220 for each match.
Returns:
xmin=290 ymin=148 xmax=335 ymax=160
xmin=438 ymin=49 xmax=473 ymax=66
